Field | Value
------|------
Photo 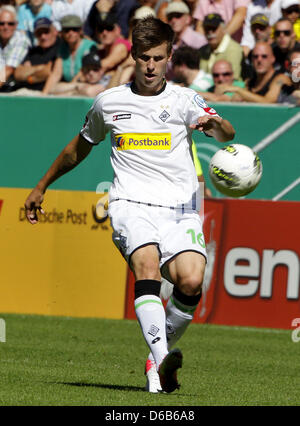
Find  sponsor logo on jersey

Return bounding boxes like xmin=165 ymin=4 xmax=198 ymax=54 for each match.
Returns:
xmin=115 ymin=133 xmax=171 ymax=150
xmin=193 ymin=94 xmax=208 ymax=109
xmin=113 ymin=113 xmax=132 ymax=121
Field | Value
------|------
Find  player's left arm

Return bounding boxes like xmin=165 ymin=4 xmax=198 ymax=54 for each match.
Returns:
xmin=190 ymin=115 xmax=235 ymax=142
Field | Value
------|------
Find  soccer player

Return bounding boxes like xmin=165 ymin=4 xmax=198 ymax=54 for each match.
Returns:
xmin=24 ymin=16 xmax=235 ymax=393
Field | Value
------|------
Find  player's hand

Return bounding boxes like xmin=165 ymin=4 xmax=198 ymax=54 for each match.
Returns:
xmin=24 ymin=188 xmax=45 ymax=224
xmin=189 ymin=115 xmax=222 ymax=132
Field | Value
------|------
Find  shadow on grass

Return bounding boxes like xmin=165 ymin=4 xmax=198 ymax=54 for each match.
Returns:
xmin=59 ymin=381 xmax=145 ymax=392
xmin=57 ymin=381 xmax=198 ymax=397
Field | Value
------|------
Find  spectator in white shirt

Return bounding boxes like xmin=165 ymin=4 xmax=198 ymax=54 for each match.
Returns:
xmin=0 ymin=5 xmax=30 ymax=90
xmin=241 ymin=0 xmax=283 ymax=53
xmin=50 ymin=0 xmax=95 ymax=29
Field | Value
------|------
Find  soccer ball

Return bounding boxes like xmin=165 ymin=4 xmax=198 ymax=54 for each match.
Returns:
xmin=209 ymin=144 xmax=262 ymax=198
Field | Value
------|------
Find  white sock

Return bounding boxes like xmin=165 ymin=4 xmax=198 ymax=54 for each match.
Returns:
xmin=165 ymin=295 xmax=196 ymax=350
xmin=135 ymin=295 xmax=168 ymax=369
xmin=147 ymin=291 xmax=200 ymax=363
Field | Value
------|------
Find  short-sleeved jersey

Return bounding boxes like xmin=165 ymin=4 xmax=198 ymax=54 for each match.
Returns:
xmin=80 ymin=82 xmax=219 ymax=209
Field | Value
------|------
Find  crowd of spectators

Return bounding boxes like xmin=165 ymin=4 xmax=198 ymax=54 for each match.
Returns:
xmin=0 ymin=0 xmax=299 ymax=105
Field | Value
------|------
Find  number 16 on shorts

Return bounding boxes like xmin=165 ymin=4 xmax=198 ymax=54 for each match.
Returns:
xmin=187 ymin=229 xmax=205 ymax=248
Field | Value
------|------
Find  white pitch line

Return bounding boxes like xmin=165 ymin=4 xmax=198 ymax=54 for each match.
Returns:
xmin=252 ymin=111 xmax=300 ymax=153
xmin=202 ymin=323 xmax=290 ymax=334
xmin=272 ymin=177 xmax=300 ymax=201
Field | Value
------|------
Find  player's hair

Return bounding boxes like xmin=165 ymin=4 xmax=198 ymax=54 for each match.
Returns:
xmin=131 ymin=16 xmax=174 ymax=57
xmin=172 ymin=46 xmax=201 ymax=70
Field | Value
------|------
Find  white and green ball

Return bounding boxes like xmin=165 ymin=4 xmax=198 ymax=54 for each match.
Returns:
xmin=209 ymin=144 xmax=263 ymax=198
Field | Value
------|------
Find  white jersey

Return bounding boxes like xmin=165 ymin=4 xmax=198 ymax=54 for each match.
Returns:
xmin=80 ymin=82 xmax=219 ymax=209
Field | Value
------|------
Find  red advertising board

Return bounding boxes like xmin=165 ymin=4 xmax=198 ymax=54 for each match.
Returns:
xmin=124 ymin=199 xmax=300 ymax=329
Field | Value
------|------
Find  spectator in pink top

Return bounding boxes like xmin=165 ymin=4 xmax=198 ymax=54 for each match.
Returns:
xmin=193 ymin=0 xmax=250 ymax=41
xmin=165 ymin=1 xmax=206 ymax=48
xmin=95 ymin=12 xmax=131 ymax=73
xmin=165 ymin=1 xmax=206 ymax=80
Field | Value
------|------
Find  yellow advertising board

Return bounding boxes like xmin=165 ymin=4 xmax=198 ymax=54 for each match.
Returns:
xmin=0 ymin=188 xmax=127 ymax=319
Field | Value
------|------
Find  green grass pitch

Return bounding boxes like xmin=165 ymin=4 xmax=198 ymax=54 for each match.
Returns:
xmin=0 ymin=313 xmax=299 ymax=406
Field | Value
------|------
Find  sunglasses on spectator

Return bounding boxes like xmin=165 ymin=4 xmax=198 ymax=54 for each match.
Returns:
xmin=284 ymin=6 xmax=300 ymax=14
xmin=35 ymin=28 xmax=50 ymax=36
xmin=98 ymin=24 xmax=115 ymax=33
xmin=274 ymin=30 xmax=291 ymax=36
xmin=62 ymin=27 xmax=81 ymax=33
xmin=213 ymin=72 xmax=232 ymax=77
xmin=203 ymin=25 xmax=218 ymax=32
xmin=167 ymin=13 xmax=184 ymax=21
xmin=253 ymin=54 xmax=268 ymax=59
xmin=251 ymin=24 xmax=268 ymax=31
xmin=0 ymin=21 xmax=16 ymax=26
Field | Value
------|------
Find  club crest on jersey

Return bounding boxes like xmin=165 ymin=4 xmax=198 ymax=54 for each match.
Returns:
xmin=113 ymin=113 xmax=131 ymax=121
xmin=193 ymin=94 xmax=208 ymax=109
xmin=159 ymin=110 xmax=170 ymax=122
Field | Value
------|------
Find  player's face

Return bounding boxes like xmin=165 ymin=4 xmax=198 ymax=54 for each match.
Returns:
xmin=274 ymin=21 xmax=295 ymax=50
xmin=134 ymin=42 xmax=171 ymax=95
xmin=0 ymin=11 xmax=16 ymax=42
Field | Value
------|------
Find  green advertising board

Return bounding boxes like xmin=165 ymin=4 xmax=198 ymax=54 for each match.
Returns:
xmin=0 ymin=96 xmax=299 ymax=201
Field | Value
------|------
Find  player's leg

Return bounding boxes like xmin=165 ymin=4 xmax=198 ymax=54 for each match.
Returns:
xmin=131 ymin=244 xmax=169 ymax=373
xmin=109 ymin=201 xmax=168 ymax=391
xmin=165 ymin=251 xmax=205 ymax=349
xmin=149 ymin=252 xmax=203 ymax=393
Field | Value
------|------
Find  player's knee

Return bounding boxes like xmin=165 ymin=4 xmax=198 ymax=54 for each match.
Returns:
xmin=131 ymin=245 xmax=161 ymax=280
xmin=177 ymin=273 xmax=204 ymax=296
xmin=132 ymin=257 xmax=160 ymax=280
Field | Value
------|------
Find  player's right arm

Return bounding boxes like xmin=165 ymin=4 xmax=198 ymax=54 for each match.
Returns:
xmin=25 ymin=134 xmax=93 ymax=224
